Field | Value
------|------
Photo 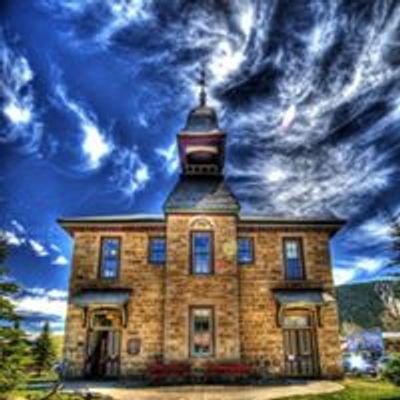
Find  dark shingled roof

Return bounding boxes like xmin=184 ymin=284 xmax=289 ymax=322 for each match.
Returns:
xmin=184 ymin=105 xmax=220 ymax=132
xmin=164 ymin=176 xmax=240 ymax=213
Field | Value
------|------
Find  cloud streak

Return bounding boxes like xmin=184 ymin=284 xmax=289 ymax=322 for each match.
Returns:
xmin=0 ymin=30 xmax=43 ymax=154
xmin=109 ymin=147 xmax=150 ymax=199
xmin=54 ymin=81 xmax=113 ymax=170
xmin=1 ymin=220 xmax=69 ymax=266
xmin=15 ymin=287 xmax=67 ymax=332
xmin=52 ymin=77 xmax=151 ymax=198
xmin=37 ymin=0 xmax=400 ymax=220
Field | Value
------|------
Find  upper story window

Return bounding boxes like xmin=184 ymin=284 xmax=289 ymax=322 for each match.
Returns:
xmin=100 ymin=237 xmax=121 ymax=279
xmin=283 ymin=238 xmax=305 ymax=280
xmin=238 ymin=237 xmax=254 ymax=264
xmin=190 ymin=307 xmax=214 ymax=357
xmin=191 ymin=231 xmax=213 ymax=274
xmin=149 ymin=237 xmax=166 ymax=264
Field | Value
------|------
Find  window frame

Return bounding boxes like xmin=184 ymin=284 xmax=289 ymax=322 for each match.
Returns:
xmin=237 ymin=237 xmax=254 ymax=265
xmin=99 ymin=236 xmax=122 ymax=280
xmin=189 ymin=306 xmax=215 ymax=358
xmin=190 ymin=230 xmax=214 ymax=275
xmin=148 ymin=236 xmax=166 ymax=265
xmin=282 ymin=237 xmax=306 ymax=281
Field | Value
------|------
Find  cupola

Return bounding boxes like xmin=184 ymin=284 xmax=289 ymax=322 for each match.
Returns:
xmin=178 ymin=68 xmax=225 ymax=176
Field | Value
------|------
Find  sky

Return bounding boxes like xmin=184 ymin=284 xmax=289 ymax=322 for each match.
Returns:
xmin=1 ymin=0 xmax=400 ymax=332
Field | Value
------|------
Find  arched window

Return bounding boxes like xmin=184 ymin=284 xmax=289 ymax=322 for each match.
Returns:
xmin=282 ymin=310 xmax=313 ymax=329
xmin=90 ymin=309 xmax=122 ymax=330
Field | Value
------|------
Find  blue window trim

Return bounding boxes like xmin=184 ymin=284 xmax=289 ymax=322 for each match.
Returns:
xmin=191 ymin=231 xmax=214 ymax=275
xmin=99 ymin=237 xmax=121 ymax=280
xmin=283 ymin=237 xmax=306 ymax=281
xmin=149 ymin=237 xmax=166 ymax=264
xmin=238 ymin=237 xmax=254 ymax=264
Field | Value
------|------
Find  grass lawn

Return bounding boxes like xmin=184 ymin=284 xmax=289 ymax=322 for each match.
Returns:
xmin=10 ymin=391 xmax=84 ymax=400
xmin=282 ymin=378 xmax=400 ymax=400
xmin=25 ymin=371 xmax=58 ymax=384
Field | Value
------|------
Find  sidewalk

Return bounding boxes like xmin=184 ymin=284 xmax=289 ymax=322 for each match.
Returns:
xmin=64 ymin=380 xmax=344 ymax=400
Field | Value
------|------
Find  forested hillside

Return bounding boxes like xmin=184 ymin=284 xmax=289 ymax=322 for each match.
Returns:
xmin=336 ymin=280 xmax=400 ymax=333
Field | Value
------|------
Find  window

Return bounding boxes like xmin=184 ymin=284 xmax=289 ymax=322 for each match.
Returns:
xmin=238 ymin=237 xmax=254 ymax=264
xmin=283 ymin=238 xmax=305 ymax=280
xmin=191 ymin=231 xmax=213 ymax=274
xmin=100 ymin=237 xmax=120 ymax=279
xmin=91 ymin=312 xmax=122 ymax=329
xmin=190 ymin=307 xmax=214 ymax=357
xmin=282 ymin=313 xmax=312 ymax=329
xmin=149 ymin=238 xmax=166 ymax=264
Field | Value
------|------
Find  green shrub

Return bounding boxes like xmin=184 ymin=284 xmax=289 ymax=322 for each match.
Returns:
xmin=382 ymin=353 xmax=400 ymax=385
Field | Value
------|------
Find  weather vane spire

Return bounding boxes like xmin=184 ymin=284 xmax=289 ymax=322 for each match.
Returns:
xmin=199 ymin=64 xmax=207 ymax=106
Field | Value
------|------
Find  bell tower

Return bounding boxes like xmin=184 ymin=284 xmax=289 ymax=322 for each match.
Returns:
xmin=178 ymin=68 xmax=226 ymax=176
xmin=164 ymin=67 xmax=239 ymax=214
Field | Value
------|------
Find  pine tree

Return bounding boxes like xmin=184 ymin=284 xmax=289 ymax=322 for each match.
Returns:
xmin=0 ymin=235 xmax=30 ymax=395
xmin=32 ymin=321 xmax=57 ymax=376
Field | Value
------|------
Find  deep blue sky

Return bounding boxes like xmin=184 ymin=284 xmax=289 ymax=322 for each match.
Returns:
xmin=1 ymin=0 xmax=400 ymax=332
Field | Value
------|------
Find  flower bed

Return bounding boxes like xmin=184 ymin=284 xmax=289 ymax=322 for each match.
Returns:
xmin=205 ymin=362 xmax=253 ymax=382
xmin=147 ymin=362 xmax=191 ymax=384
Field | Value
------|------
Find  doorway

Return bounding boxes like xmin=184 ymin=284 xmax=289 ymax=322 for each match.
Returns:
xmin=85 ymin=311 xmax=121 ymax=378
xmin=282 ymin=310 xmax=319 ymax=377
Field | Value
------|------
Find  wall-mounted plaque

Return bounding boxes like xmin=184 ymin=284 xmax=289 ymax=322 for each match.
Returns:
xmin=127 ymin=338 xmax=141 ymax=355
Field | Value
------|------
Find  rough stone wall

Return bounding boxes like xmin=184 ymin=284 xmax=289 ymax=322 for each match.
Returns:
xmin=64 ymin=227 xmax=165 ymax=378
xmin=63 ymin=303 xmax=86 ymax=378
xmin=163 ymin=214 xmax=241 ymax=366
xmin=64 ymin=221 xmax=343 ymax=379
xmin=237 ymin=227 xmax=343 ymax=378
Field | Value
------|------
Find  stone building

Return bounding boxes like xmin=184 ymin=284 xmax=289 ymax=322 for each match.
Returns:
xmin=59 ymin=82 xmax=344 ymax=380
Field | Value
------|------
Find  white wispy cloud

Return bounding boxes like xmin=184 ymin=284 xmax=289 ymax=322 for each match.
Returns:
xmin=34 ymin=1 xmax=400 ymax=224
xmin=27 ymin=288 xmax=67 ymax=300
xmin=54 ymin=82 xmax=113 ymax=170
xmin=2 ymin=220 xmax=27 ymax=247
xmin=353 ymin=257 xmax=387 ymax=273
xmin=3 ymin=219 xmax=72 ymax=268
xmin=53 ymin=76 xmax=151 ymax=199
xmin=230 ymin=144 xmax=394 ymax=217
xmin=53 ymin=255 xmax=69 ymax=266
xmin=40 ymin=0 xmax=153 ymax=48
xmin=28 ymin=239 xmax=49 ymax=257
xmin=360 ymin=219 xmax=393 ymax=241
xmin=110 ymin=147 xmax=150 ymax=198
xmin=0 ymin=30 xmax=42 ymax=154
xmin=339 ymin=208 xmax=400 ymax=254
xmin=11 ymin=219 xmax=25 ymax=233
xmin=333 ymin=267 xmax=356 ymax=286
xmin=3 ymin=230 xmax=25 ymax=246
xmin=155 ymin=142 xmax=179 ymax=175
xmin=50 ymin=244 xmax=61 ymax=252
xmin=15 ymin=288 xmax=68 ymax=332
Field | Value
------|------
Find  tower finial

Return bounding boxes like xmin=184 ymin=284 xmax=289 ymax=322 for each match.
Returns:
xmin=199 ymin=64 xmax=206 ymax=106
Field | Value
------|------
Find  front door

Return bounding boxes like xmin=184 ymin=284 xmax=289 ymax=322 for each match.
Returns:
xmin=283 ymin=311 xmax=319 ymax=377
xmin=86 ymin=330 xmax=121 ymax=378
xmin=85 ymin=311 xmax=122 ymax=378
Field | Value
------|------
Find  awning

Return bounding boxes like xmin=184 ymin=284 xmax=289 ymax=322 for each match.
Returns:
xmin=71 ymin=290 xmax=131 ymax=327
xmin=273 ymin=290 xmax=335 ymax=327
xmin=274 ymin=290 xmax=325 ymax=307
xmin=71 ymin=290 xmax=130 ymax=307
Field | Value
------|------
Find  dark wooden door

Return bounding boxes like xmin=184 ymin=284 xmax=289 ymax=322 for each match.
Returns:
xmin=86 ymin=330 xmax=121 ymax=378
xmin=283 ymin=328 xmax=319 ymax=377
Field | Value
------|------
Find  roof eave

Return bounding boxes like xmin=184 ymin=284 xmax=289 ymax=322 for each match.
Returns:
xmin=238 ymin=216 xmax=346 ymax=235
xmin=164 ymin=207 xmax=240 ymax=215
xmin=57 ymin=217 xmax=166 ymax=234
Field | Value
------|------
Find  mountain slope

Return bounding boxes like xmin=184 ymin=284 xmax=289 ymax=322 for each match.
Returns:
xmin=336 ymin=279 xmax=400 ymax=333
